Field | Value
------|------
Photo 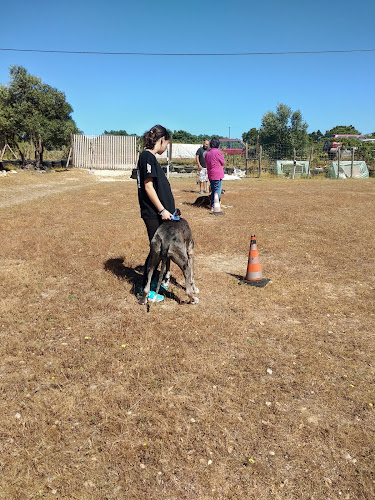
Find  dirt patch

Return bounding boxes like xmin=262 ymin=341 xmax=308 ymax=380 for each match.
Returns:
xmin=0 ymin=168 xmax=135 ymax=208
xmin=196 ymin=252 xmax=245 ymax=274
xmin=0 ymin=169 xmax=99 ymax=208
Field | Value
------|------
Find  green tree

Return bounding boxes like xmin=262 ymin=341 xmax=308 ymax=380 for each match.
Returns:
xmin=171 ymin=130 xmax=218 ymax=144
xmin=290 ymin=110 xmax=309 ymax=151
xmin=259 ymin=103 xmax=309 ymax=159
xmin=0 ymin=84 xmax=26 ymax=162
xmin=0 ymin=65 xmax=79 ymax=167
xmin=324 ymin=125 xmax=361 ymax=136
xmin=309 ymin=130 xmax=324 ymax=142
xmin=242 ymin=127 xmax=258 ymax=144
xmin=103 ymin=130 xmax=129 ymax=136
xmin=172 ymin=130 xmax=200 ymax=143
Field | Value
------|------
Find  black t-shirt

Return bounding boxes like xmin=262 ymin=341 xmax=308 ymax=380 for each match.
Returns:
xmin=196 ymin=146 xmax=210 ymax=168
xmin=137 ymin=150 xmax=175 ymax=220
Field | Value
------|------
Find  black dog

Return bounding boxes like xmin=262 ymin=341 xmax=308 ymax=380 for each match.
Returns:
xmin=140 ymin=217 xmax=199 ymax=305
xmin=192 ymin=195 xmax=211 ymax=208
xmin=192 ymin=190 xmax=226 ymax=209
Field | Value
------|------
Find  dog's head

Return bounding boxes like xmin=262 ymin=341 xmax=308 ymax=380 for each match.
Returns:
xmin=174 ymin=208 xmax=181 ymax=217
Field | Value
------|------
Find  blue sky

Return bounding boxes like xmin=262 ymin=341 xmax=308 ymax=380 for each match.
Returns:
xmin=1 ymin=0 xmax=374 ymax=139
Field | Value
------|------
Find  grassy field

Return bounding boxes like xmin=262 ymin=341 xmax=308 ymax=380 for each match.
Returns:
xmin=0 ymin=170 xmax=374 ymax=499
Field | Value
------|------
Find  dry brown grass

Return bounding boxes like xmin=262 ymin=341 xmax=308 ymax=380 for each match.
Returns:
xmin=0 ymin=170 xmax=374 ymax=499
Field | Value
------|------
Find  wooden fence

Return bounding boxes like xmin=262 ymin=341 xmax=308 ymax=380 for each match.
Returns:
xmin=72 ymin=134 xmax=137 ymax=170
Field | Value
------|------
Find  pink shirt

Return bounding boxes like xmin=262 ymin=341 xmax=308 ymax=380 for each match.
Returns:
xmin=205 ymin=148 xmax=225 ymax=180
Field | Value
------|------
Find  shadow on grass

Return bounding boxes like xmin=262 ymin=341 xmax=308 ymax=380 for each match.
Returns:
xmin=104 ymin=257 xmax=182 ymax=303
xmin=227 ymin=272 xmax=245 ymax=282
xmin=227 ymin=272 xmax=271 ymax=288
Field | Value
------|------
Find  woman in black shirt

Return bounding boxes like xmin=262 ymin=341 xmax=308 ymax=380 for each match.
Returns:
xmin=137 ymin=125 xmax=175 ymax=300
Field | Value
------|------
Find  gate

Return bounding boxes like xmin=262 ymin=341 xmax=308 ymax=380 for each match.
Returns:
xmin=72 ymin=134 xmax=137 ymax=170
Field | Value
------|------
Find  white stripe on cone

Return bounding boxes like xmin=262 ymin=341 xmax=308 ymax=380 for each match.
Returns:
xmin=213 ymin=192 xmax=222 ymax=212
xmin=246 ymin=270 xmax=263 ymax=280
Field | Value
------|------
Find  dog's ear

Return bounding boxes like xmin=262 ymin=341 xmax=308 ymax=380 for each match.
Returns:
xmin=175 ymin=208 xmax=181 ymax=217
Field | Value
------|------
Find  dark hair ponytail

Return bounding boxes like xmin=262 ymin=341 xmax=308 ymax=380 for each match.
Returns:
xmin=210 ymin=136 xmax=220 ymax=149
xmin=143 ymin=125 xmax=171 ymax=149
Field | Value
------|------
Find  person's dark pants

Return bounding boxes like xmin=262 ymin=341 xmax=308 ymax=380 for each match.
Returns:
xmin=142 ymin=218 xmax=161 ymax=287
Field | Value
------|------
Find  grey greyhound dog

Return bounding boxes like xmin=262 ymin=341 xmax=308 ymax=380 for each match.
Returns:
xmin=140 ymin=217 xmax=199 ymax=305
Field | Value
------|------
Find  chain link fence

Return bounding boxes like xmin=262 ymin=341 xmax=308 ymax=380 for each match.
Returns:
xmin=223 ymin=142 xmax=375 ymax=178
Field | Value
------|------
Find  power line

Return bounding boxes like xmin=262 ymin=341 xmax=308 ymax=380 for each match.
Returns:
xmin=1 ymin=47 xmax=375 ymax=56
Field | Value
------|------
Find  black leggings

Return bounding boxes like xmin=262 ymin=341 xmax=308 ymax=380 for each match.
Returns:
xmin=142 ymin=218 xmax=162 ymax=287
xmin=144 ymin=218 xmax=161 ymax=243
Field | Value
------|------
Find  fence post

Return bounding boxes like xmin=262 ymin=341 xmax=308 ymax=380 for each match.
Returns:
xmin=351 ymin=147 xmax=355 ymax=178
xmin=66 ymin=147 xmax=72 ymax=169
xmin=337 ymin=147 xmax=341 ymax=179
xmin=169 ymin=139 xmax=173 ymax=179
xmin=258 ymin=146 xmax=262 ymax=177
xmin=307 ymin=148 xmax=313 ymax=178
xmin=292 ymin=148 xmax=296 ymax=179
xmin=166 ymin=143 xmax=170 ymax=179
xmin=245 ymin=143 xmax=248 ymax=177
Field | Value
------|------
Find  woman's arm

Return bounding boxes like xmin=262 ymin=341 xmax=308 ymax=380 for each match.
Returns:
xmin=219 ymin=150 xmax=225 ymax=165
xmin=144 ymin=177 xmax=172 ymax=220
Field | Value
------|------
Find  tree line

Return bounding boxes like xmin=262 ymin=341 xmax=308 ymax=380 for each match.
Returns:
xmin=103 ymin=129 xmax=222 ymax=144
xmin=0 ymin=66 xmax=80 ymax=168
xmin=1 ymin=66 xmax=374 ymax=167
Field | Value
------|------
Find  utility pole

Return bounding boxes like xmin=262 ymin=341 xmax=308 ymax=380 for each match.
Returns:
xmin=228 ymin=127 xmax=230 ymax=139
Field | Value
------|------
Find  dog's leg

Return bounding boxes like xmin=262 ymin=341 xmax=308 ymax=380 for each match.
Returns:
xmin=171 ymin=248 xmax=199 ymax=304
xmin=162 ymin=257 xmax=171 ymax=289
xmin=140 ymin=250 xmax=160 ymax=305
xmin=154 ymin=255 xmax=167 ymax=299
xmin=184 ymin=260 xmax=199 ymax=304
xmin=187 ymin=241 xmax=199 ymax=295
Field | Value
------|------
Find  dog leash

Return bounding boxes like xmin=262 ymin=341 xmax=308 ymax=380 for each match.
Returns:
xmin=170 ymin=210 xmax=180 ymax=221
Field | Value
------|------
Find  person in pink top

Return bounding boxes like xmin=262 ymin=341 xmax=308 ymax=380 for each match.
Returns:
xmin=205 ymin=137 xmax=225 ymax=211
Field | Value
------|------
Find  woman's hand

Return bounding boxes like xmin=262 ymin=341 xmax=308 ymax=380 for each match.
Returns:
xmin=160 ymin=209 xmax=172 ymax=220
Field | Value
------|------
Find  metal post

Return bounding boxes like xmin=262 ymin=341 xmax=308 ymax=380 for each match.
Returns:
xmin=337 ymin=147 xmax=341 ymax=179
xmin=351 ymin=147 xmax=355 ymax=178
xmin=292 ymin=148 xmax=296 ymax=179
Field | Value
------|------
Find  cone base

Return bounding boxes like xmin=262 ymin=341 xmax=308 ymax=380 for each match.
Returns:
xmin=239 ymin=278 xmax=270 ymax=287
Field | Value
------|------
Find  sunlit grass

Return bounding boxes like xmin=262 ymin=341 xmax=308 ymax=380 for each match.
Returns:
xmin=0 ymin=170 xmax=374 ymax=498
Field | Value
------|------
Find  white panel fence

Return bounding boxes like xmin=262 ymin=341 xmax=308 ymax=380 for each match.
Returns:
xmin=72 ymin=134 xmax=137 ymax=170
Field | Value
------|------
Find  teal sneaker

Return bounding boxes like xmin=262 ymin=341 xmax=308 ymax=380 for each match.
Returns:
xmin=148 ymin=290 xmax=164 ymax=302
xmin=151 ymin=279 xmax=168 ymax=292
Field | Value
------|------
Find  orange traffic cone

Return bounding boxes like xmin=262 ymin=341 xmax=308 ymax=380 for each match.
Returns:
xmin=241 ymin=235 xmax=270 ymax=287
xmin=210 ymin=192 xmax=224 ymax=215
